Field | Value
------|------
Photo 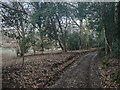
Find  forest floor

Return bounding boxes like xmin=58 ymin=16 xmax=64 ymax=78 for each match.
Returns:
xmin=2 ymin=50 xmax=90 ymax=88
xmin=99 ymin=55 xmax=120 ymax=88
xmin=2 ymin=49 xmax=119 ymax=88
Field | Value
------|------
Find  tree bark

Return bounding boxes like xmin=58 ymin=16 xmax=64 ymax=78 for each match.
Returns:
xmin=57 ymin=38 xmax=67 ymax=52
xmin=100 ymin=3 xmax=112 ymax=54
xmin=56 ymin=14 xmax=67 ymax=52
xmin=70 ymin=16 xmax=84 ymax=50
xmin=22 ymin=55 xmax=25 ymax=67
xmin=103 ymin=27 xmax=111 ymax=55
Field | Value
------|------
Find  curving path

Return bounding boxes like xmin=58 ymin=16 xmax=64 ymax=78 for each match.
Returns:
xmin=50 ymin=52 xmax=101 ymax=88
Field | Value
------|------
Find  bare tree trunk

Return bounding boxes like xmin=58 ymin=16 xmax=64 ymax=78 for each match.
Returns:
xmin=22 ymin=55 xmax=25 ymax=67
xmin=21 ymin=18 xmax=25 ymax=67
xmin=56 ymin=14 xmax=67 ymax=52
xmin=63 ymin=45 xmax=67 ymax=53
xmin=33 ymin=48 xmax=36 ymax=55
xmin=101 ymin=3 xmax=112 ymax=54
xmin=57 ymin=38 xmax=66 ymax=52
xmin=80 ymin=21 xmax=84 ymax=49
xmin=103 ymin=28 xmax=111 ymax=55
xmin=62 ymin=37 xmax=67 ymax=53
xmin=70 ymin=17 xmax=84 ymax=50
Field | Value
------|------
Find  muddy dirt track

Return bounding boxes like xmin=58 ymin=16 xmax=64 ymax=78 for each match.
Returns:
xmin=50 ymin=52 xmax=101 ymax=88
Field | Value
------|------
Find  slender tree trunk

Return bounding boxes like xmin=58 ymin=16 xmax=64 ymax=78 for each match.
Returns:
xmin=33 ymin=48 xmax=36 ymax=55
xmin=76 ymin=20 xmax=83 ymax=50
xmin=101 ymin=3 xmax=112 ymax=54
xmin=79 ymin=25 xmax=82 ymax=49
xmin=21 ymin=39 xmax=25 ymax=67
xmin=103 ymin=27 xmax=111 ymax=55
xmin=62 ymin=37 xmax=67 ymax=52
xmin=21 ymin=18 xmax=25 ymax=67
xmin=63 ymin=45 xmax=67 ymax=52
xmin=71 ymin=17 xmax=84 ymax=50
xmin=22 ymin=55 xmax=25 ymax=67
xmin=57 ymin=38 xmax=66 ymax=52
xmin=56 ymin=14 xmax=67 ymax=52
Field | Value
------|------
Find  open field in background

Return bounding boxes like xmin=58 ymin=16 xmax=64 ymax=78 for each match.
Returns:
xmin=2 ymin=46 xmax=96 ymax=67
xmin=1 ymin=47 xmax=16 ymax=59
xmin=1 ymin=1 xmax=120 ymax=89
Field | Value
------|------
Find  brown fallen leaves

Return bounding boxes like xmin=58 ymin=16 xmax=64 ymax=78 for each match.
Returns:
xmin=99 ymin=57 xmax=119 ymax=88
xmin=2 ymin=53 xmax=80 ymax=88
